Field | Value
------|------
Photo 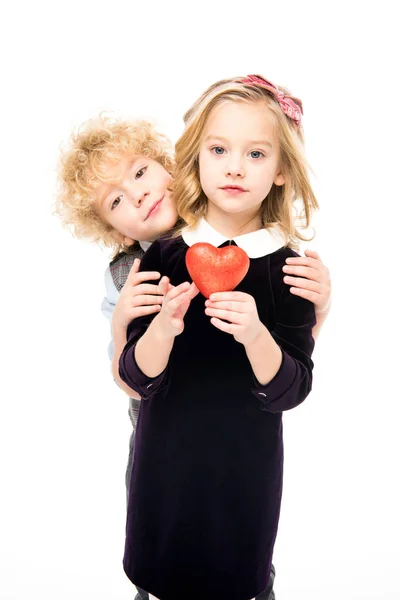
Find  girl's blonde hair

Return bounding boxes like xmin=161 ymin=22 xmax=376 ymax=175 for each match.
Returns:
xmin=172 ymin=76 xmax=318 ymax=250
xmin=55 ymin=114 xmax=175 ymax=254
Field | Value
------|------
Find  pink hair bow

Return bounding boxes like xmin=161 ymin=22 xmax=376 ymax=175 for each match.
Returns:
xmin=241 ymin=74 xmax=303 ymax=127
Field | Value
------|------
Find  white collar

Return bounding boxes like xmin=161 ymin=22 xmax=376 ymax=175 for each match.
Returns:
xmin=181 ymin=218 xmax=286 ymax=258
xmin=139 ymin=240 xmax=152 ymax=252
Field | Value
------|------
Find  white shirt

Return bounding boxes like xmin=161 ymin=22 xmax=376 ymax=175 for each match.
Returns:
xmin=182 ymin=218 xmax=286 ymax=258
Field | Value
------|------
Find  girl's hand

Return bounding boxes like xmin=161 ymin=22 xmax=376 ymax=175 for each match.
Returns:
xmin=112 ymin=258 xmax=167 ymax=331
xmin=205 ymin=291 xmax=264 ymax=346
xmin=282 ymin=249 xmax=331 ymax=315
xmin=156 ymin=277 xmax=199 ymax=338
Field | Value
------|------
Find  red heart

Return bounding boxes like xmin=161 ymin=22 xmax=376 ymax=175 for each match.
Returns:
xmin=185 ymin=242 xmax=250 ymax=298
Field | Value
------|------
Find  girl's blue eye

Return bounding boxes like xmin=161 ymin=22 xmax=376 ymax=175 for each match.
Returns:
xmin=212 ymin=147 xmax=225 ymax=155
xmin=135 ymin=166 xmax=147 ymax=179
xmin=250 ymin=150 xmax=263 ymax=159
xmin=111 ymin=195 xmax=122 ymax=210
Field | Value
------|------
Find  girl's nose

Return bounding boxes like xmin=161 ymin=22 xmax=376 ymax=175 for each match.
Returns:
xmin=225 ymin=156 xmax=245 ymax=178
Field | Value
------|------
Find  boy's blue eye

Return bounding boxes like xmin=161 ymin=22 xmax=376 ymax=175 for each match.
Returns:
xmin=111 ymin=195 xmax=122 ymax=210
xmin=212 ymin=147 xmax=225 ymax=155
xmin=250 ymin=150 xmax=264 ymax=159
xmin=135 ymin=166 xmax=147 ymax=179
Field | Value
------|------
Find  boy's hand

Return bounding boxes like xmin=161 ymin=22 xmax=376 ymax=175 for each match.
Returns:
xmin=155 ymin=277 xmax=199 ymax=338
xmin=112 ymin=258 xmax=167 ymax=331
xmin=205 ymin=291 xmax=264 ymax=346
xmin=282 ymin=249 xmax=331 ymax=315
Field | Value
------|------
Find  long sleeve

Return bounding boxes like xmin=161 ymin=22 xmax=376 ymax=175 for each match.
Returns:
xmin=118 ymin=240 xmax=169 ymax=398
xmin=251 ymin=272 xmax=316 ymax=413
xmin=100 ymin=266 xmax=119 ymax=361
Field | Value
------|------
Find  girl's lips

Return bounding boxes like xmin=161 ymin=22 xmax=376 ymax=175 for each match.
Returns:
xmin=221 ymin=186 xmax=246 ymax=195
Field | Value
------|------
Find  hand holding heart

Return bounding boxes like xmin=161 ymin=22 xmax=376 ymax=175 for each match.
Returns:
xmin=205 ymin=291 xmax=264 ymax=346
xmin=185 ymin=242 xmax=263 ymax=345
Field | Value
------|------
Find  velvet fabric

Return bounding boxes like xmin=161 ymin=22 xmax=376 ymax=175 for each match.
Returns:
xmin=119 ymin=235 xmax=316 ymax=600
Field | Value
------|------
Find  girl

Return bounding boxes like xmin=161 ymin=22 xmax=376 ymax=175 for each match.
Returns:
xmin=56 ymin=113 xmax=330 ymax=600
xmin=118 ymin=75 xmax=320 ymax=600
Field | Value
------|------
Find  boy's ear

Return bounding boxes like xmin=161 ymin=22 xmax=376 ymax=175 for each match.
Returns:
xmin=110 ymin=228 xmax=135 ymax=247
xmin=274 ymin=170 xmax=285 ymax=186
xmin=123 ymin=236 xmax=135 ymax=247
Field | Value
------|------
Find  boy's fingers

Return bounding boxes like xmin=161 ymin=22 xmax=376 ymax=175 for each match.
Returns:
xmin=289 ymin=286 xmax=320 ymax=304
xmin=283 ymin=276 xmax=321 ymax=292
xmin=125 ymin=258 xmax=141 ymax=281
xmin=130 ymin=269 xmax=161 ymax=285
xmin=282 ymin=265 xmax=320 ymax=280
xmin=132 ymin=283 xmax=164 ymax=296
xmin=284 ymin=256 xmax=322 ymax=270
xmin=133 ymin=305 xmax=162 ymax=318
xmin=304 ymin=248 xmax=322 ymax=261
xmin=133 ymin=294 xmax=164 ymax=306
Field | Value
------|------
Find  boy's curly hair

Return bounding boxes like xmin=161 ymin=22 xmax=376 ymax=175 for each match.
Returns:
xmin=55 ymin=114 xmax=175 ymax=254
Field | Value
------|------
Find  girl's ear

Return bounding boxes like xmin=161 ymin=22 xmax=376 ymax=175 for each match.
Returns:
xmin=274 ymin=170 xmax=285 ymax=186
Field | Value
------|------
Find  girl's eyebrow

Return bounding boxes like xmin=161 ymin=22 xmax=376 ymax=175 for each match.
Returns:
xmin=203 ymin=134 xmax=272 ymax=148
xmin=249 ymin=139 xmax=273 ymax=148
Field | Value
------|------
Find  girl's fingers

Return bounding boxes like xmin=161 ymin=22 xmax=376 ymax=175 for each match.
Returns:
xmin=205 ymin=307 xmax=243 ymax=324
xmin=157 ymin=276 xmax=171 ymax=296
xmin=283 ymin=276 xmax=322 ymax=293
xmin=165 ymin=281 xmax=191 ymax=302
xmin=209 ymin=317 xmax=239 ymax=335
xmin=170 ymin=317 xmax=184 ymax=330
xmin=205 ymin=299 xmax=248 ymax=313
xmin=209 ymin=291 xmax=248 ymax=302
xmin=188 ymin=283 xmax=200 ymax=300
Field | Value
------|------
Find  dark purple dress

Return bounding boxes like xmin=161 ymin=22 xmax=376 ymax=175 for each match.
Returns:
xmin=119 ymin=235 xmax=316 ymax=600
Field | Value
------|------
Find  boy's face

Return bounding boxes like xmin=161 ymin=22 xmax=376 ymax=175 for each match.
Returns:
xmin=96 ymin=155 xmax=177 ymax=244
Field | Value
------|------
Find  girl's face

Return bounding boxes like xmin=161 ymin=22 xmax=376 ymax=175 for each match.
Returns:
xmin=198 ymin=100 xmax=285 ymax=231
xmin=96 ymin=155 xmax=177 ymax=244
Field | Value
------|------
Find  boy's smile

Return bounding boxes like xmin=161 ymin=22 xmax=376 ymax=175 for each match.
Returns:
xmin=97 ymin=155 xmax=177 ymax=244
xmin=145 ymin=196 xmax=165 ymax=220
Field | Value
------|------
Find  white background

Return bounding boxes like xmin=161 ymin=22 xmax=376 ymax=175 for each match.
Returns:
xmin=1 ymin=1 xmax=399 ymax=599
